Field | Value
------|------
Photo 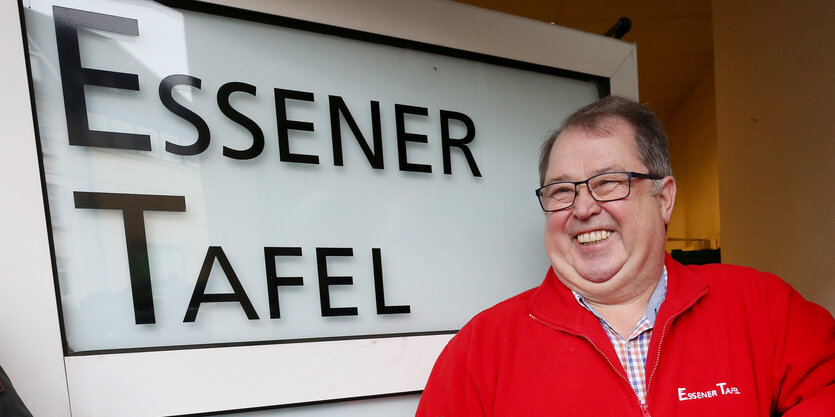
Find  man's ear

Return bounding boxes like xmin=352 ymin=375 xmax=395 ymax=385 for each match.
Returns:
xmin=657 ymin=176 xmax=676 ymax=225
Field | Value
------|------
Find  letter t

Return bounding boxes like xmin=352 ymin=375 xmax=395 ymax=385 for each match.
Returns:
xmin=74 ymin=191 xmax=186 ymax=324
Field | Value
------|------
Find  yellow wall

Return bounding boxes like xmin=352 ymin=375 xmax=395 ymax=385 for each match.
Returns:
xmin=713 ymin=0 xmax=835 ymax=312
xmin=665 ymin=68 xmax=720 ymax=252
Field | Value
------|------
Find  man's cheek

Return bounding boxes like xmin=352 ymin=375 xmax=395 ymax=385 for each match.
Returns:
xmin=544 ymin=214 xmax=568 ymax=237
xmin=543 ymin=223 xmax=568 ymax=254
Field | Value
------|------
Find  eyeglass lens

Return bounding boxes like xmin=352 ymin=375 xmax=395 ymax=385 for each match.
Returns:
xmin=538 ymin=172 xmax=631 ymax=211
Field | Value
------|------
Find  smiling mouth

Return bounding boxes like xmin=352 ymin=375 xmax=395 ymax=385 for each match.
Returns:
xmin=576 ymin=230 xmax=612 ymax=245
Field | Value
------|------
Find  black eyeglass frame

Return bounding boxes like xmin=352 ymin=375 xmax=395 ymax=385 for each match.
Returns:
xmin=535 ymin=171 xmax=663 ymax=212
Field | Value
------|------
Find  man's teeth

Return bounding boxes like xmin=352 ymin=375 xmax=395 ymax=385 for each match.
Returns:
xmin=577 ymin=230 xmax=612 ymax=245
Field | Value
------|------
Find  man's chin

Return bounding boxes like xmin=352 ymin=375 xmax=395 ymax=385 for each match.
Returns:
xmin=570 ymin=261 xmax=622 ymax=285
xmin=578 ymin=270 xmax=617 ymax=284
xmin=553 ymin=263 xmax=618 ymax=287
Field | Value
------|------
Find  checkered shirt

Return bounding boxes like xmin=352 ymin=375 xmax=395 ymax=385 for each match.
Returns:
xmin=573 ymin=268 xmax=667 ymax=404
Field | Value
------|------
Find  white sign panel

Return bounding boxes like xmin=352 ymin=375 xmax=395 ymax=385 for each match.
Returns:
xmin=24 ymin=0 xmax=601 ymax=355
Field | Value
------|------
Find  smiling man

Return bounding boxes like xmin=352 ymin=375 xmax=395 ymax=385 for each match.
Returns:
xmin=416 ymin=96 xmax=835 ymax=416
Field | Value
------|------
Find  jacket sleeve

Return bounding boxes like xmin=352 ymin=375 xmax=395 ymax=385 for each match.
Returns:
xmin=415 ymin=335 xmax=486 ymax=417
xmin=768 ymin=274 xmax=835 ymax=416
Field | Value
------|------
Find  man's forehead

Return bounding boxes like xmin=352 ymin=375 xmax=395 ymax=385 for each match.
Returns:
xmin=545 ymin=120 xmax=643 ymax=181
xmin=547 ymin=165 xmax=628 ymax=182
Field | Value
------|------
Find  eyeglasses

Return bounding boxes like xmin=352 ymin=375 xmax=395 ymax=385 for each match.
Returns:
xmin=535 ymin=171 xmax=662 ymax=212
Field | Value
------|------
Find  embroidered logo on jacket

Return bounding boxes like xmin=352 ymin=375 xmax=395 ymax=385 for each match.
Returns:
xmin=677 ymin=382 xmax=741 ymax=401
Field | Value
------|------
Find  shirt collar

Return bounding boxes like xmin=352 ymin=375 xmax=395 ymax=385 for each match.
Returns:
xmin=572 ymin=266 xmax=668 ymax=326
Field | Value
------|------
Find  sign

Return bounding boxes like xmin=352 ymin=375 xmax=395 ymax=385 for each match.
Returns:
xmin=24 ymin=0 xmax=602 ymax=354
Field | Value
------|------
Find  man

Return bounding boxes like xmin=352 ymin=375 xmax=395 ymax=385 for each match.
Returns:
xmin=416 ymin=96 xmax=835 ymax=416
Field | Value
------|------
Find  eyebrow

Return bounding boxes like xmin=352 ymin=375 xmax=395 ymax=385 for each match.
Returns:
xmin=545 ymin=165 xmax=625 ymax=184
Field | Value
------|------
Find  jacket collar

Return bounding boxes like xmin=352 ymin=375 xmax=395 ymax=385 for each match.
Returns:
xmin=526 ymin=254 xmax=708 ymax=336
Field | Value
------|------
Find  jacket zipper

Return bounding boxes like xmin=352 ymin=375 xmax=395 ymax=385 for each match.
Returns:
xmin=644 ymin=314 xmax=673 ymax=408
xmin=643 ymin=288 xmax=707 ymax=409
xmin=529 ymin=313 xmax=649 ymax=416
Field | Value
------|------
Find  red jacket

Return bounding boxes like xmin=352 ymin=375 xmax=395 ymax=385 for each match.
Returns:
xmin=416 ymin=255 xmax=835 ymax=416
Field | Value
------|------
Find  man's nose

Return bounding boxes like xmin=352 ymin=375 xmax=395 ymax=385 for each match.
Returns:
xmin=571 ymin=184 xmax=601 ymax=218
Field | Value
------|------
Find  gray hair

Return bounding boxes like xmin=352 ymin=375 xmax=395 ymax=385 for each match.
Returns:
xmin=538 ymin=96 xmax=672 ymax=193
